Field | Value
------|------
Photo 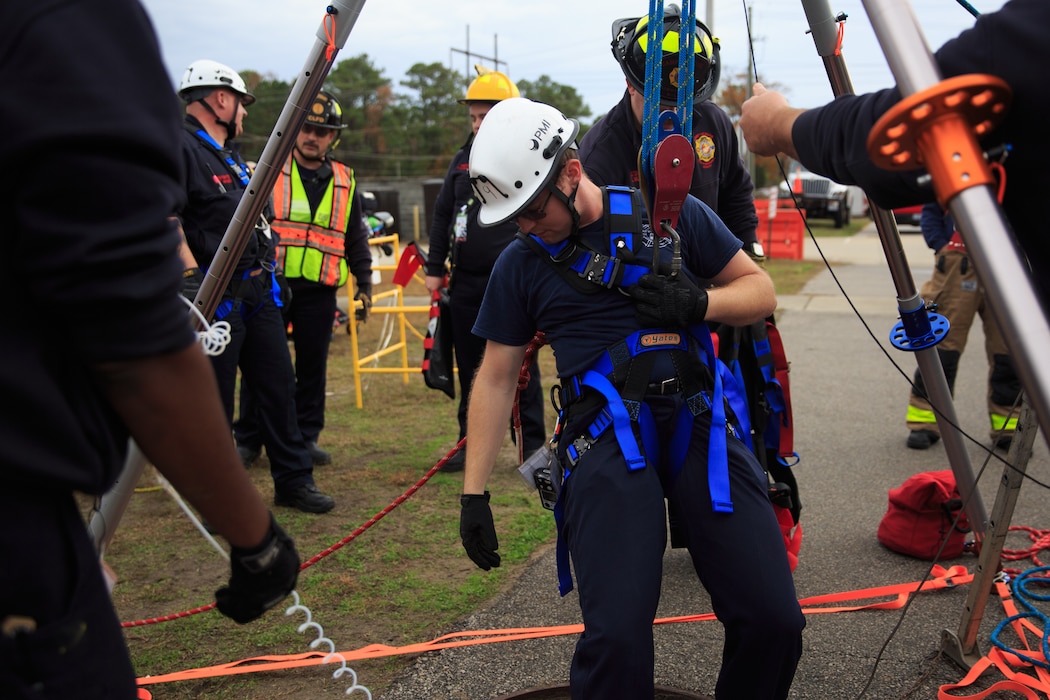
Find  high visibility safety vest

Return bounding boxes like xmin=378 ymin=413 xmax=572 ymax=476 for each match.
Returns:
xmin=272 ymin=158 xmax=355 ymax=287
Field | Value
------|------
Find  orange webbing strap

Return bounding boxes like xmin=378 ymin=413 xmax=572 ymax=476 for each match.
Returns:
xmin=137 ymin=566 xmax=971 ymax=688
xmin=511 ymin=332 xmax=548 ymax=463
xmin=937 ymin=579 xmax=1050 ymax=699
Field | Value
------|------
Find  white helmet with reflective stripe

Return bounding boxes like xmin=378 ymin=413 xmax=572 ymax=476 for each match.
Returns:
xmin=178 ymin=59 xmax=255 ymax=105
xmin=469 ymin=98 xmax=579 ymax=226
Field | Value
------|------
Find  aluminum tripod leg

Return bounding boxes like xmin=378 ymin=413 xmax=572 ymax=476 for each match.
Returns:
xmin=941 ymin=397 xmax=1039 ymax=669
xmin=798 ymin=0 xmax=987 ymax=534
xmin=88 ymin=440 xmax=147 ymax=556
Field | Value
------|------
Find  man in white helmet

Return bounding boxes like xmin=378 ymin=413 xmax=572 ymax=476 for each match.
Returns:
xmin=458 ymin=98 xmax=803 ymax=699
xmin=424 ymin=66 xmax=546 ymax=471
xmin=174 ymin=59 xmax=335 ymax=514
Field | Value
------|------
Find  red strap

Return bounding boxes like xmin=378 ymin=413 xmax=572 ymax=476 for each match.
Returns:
xmin=766 ymin=322 xmax=795 ymax=460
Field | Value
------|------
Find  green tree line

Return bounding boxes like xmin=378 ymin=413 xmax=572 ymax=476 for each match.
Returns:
xmin=236 ymin=54 xmax=779 ymax=185
xmin=238 ymin=54 xmax=594 ymax=178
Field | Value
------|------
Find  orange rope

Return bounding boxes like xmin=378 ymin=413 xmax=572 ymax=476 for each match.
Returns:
xmin=137 ymin=566 xmax=972 ymax=686
xmin=323 ymin=12 xmax=337 ymax=62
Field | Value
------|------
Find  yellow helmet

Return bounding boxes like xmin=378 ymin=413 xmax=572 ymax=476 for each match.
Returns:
xmin=459 ymin=64 xmax=520 ymax=104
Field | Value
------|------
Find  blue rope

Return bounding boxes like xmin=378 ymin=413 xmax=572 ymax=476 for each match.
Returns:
xmin=990 ymin=566 xmax=1050 ymax=670
xmin=641 ymin=0 xmax=664 ymax=187
xmin=676 ymin=0 xmax=696 ymax=137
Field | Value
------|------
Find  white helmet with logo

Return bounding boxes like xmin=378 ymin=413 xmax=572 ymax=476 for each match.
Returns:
xmin=468 ymin=98 xmax=579 ymax=226
xmin=178 ymin=59 xmax=256 ymax=105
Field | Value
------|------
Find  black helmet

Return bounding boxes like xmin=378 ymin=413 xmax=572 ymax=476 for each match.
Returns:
xmin=305 ymin=91 xmax=346 ymax=130
xmin=611 ymin=4 xmax=721 ymax=108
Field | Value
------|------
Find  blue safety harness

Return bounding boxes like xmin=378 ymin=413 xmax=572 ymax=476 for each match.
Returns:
xmin=523 ymin=187 xmax=750 ymax=595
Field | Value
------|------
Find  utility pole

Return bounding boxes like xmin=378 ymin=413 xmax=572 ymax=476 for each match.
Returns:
xmin=450 ymin=25 xmax=507 ymax=85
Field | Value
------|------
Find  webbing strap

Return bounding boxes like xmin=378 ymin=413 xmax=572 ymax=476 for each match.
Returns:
xmin=693 ymin=325 xmax=732 ymax=513
xmin=765 ymin=323 xmax=798 ymax=465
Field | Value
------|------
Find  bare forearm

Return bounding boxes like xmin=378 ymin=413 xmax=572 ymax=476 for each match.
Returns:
xmin=95 ymin=344 xmax=269 ymax=548
xmin=463 ymin=345 xmax=524 ymax=495
xmin=706 ymin=255 xmax=777 ymax=326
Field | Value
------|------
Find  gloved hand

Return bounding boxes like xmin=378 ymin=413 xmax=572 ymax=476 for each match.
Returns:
xmin=629 ymin=273 xmax=709 ymax=327
xmin=354 ymin=282 xmax=372 ymax=322
xmin=181 ymin=267 xmax=204 ymax=302
xmin=460 ymin=492 xmax=501 ymax=570
xmin=215 ymin=514 xmax=300 ymax=624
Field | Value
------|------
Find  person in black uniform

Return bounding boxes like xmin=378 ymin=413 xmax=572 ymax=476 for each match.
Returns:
xmin=175 ymin=59 xmax=335 ymax=513
xmin=424 ymin=66 xmax=546 ymax=471
xmin=581 ymin=4 xmax=801 ymax=531
xmin=235 ymin=91 xmax=374 ymax=468
xmin=579 ymin=5 xmax=762 ymax=261
xmin=739 ymin=0 xmax=1049 ymax=312
xmin=1 ymin=3 xmax=299 ymax=698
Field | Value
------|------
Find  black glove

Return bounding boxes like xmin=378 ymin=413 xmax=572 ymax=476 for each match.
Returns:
xmin=354 ymin=281 xmax=373 ymax=322
xmin=460 ymin=492 xmax=500 ymax=570
xmin=629 ymin=273 xmax=709 ymax=327
xmin=181 ymin=267 xmax=204 ymax=302
xmin=215 ymin=514 xmax=300 ymax=624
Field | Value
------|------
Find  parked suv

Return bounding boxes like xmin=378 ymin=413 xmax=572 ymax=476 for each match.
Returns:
xmin=778 ymin=164 xmax=852 ymax=228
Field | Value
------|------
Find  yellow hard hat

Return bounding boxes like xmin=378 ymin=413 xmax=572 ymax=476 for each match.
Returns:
xmin=459 ymin=64 xmax=520 ymax=104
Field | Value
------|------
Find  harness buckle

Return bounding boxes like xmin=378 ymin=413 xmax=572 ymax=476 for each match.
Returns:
xmin=581 ymin=251 xmax=619 ymax=288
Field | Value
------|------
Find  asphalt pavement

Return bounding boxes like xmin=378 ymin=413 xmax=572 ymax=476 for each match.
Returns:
xmin=377 ymin=223 xmax=1050 ymax=699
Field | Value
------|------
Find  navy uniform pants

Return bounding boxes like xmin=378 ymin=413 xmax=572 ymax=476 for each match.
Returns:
xmin=450 ymin=270 xmax=546 ymax=452
xmin=237 ymin=278 xmax=337 ymax=446
xmin=212 ymin=275 xmax=314 ymax=491
xmin=0 ymin=490 xmax=138 ymax=699
xmin=559 ymin=394 xmax=804 ymax=699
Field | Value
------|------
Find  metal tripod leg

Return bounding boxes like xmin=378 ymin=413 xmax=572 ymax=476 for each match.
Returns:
xmin=941 ymin=396 xmax=1039 ymax=669
xmin=88 ymin=441 xmax=147 ymax=556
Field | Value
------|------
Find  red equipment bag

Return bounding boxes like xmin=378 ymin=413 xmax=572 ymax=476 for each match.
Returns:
xmin=877 ymin=470 xmax=972 ymax=560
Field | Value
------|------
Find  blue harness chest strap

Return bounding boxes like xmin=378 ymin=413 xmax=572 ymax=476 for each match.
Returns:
xmin=193 ymin=128 xmax=252 ymax=187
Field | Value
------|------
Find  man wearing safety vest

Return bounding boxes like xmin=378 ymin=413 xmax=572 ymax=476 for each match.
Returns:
xmin=176 ymin=60 xmax=334 ymax=514
xmin=424 ymin=66 xmax=546 ymax=471
xmin=236 ymin=91 xmax=373 ymax=468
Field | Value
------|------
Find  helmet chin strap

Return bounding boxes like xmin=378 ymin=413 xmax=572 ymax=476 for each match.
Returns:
xmin=197 ymin=93 xmax=240 ymax=143
xmin=549 ymin=184 xmax=581 ymax=237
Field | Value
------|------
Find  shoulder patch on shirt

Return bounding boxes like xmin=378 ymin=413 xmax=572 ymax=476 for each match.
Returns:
xmin=694 ymin=132 xmax=716 ymax=166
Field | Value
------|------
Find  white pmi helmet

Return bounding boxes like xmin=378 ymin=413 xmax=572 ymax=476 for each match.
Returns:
xmin=469 ymin=98 xmax=579 ymax=226
xmin=178 ymin=59 xmax=255 ymax=105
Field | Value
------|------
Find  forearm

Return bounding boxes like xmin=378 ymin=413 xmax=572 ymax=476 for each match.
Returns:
xmin=463 ymin=345 xmax=524 ymax=495
xmin=705 ymin=256 xmax=777 ymax=326
xmin=94 ymin=344 xmax=269 ymax=548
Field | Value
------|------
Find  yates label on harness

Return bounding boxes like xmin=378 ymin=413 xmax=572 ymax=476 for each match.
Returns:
xmin=639 ymin=332 xmax=682 ymax=347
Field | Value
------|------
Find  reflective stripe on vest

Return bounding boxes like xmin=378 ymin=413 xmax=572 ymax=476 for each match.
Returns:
xmin=272 ymin=158 xmax=355 ymax=287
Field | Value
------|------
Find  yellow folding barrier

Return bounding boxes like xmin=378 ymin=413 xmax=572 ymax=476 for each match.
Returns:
xmin=346 ymin=234 xmax=432 ymax=408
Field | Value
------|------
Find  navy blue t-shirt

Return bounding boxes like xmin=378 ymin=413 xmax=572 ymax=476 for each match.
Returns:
xmin=474 ymin=194 xmax=741 ymax=378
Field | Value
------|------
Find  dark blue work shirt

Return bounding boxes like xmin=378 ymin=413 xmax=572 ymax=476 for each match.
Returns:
xmin=178 ymin=116 xmax=269 ymax=275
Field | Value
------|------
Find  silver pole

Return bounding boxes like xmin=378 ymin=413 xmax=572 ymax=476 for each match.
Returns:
xmin=89 ymin=0 xmax=368 ymax=555
xmin=796 ymin=0 xmax=987 ymax=535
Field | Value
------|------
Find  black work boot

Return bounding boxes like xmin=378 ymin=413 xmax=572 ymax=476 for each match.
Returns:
xmin=906 ymin=429 xmax=940 ymax=450
xmin=274 ymin=483 xmax=335 ymax=513
xmin=305 ymin=441 xmax=332 ymax=466
xmin=237 ymin=445 xmax=261 ymax=467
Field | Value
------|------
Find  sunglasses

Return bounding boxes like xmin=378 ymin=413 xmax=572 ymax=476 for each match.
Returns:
xmin=518 ymin=188 xmax=554 ymax=222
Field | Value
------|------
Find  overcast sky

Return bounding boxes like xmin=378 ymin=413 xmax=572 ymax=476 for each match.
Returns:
xmin=139 ymin=0 xmax=1005 ymax=118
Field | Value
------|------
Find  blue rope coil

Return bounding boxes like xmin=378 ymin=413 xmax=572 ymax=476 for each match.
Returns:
xmin=990 ymin=566 xmax=1050 ymax=670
